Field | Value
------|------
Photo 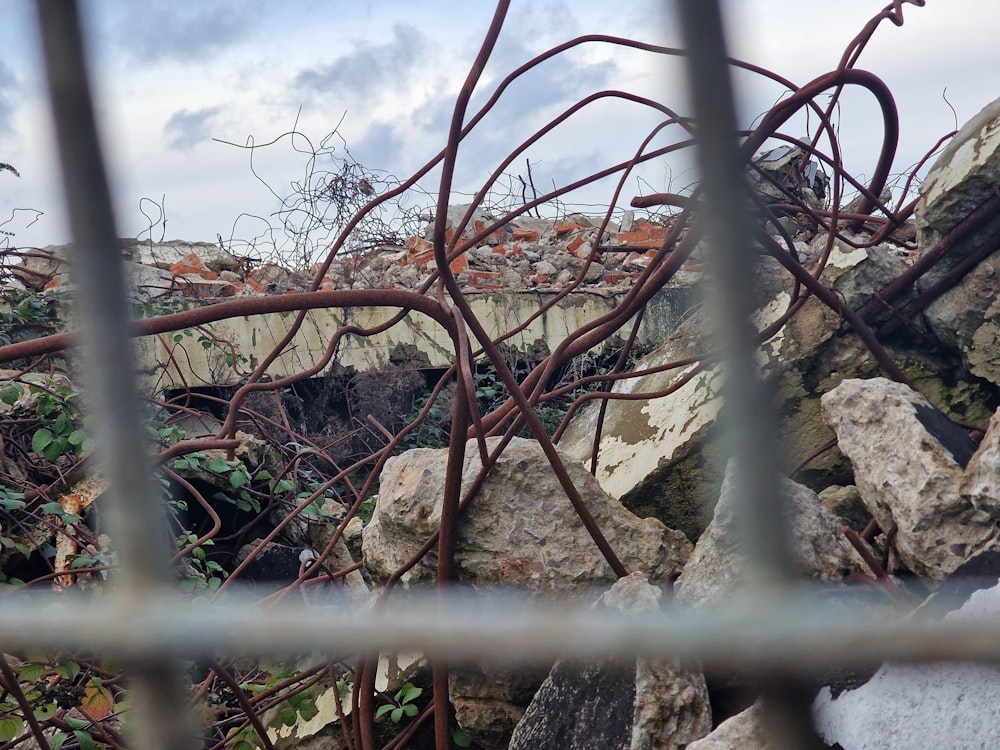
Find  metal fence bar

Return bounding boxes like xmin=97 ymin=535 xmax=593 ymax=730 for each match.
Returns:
xmin=34 ymin=2 xmax=197 ymax=748
xmin=2 ymin=1 xmax=997 ymax=748
xmin=2 ymin=592 xmax=1000 ymax=669
xmin=674 ymin=4 xmax=822 ymax=746
xmin=675 ymin=0 xmax=791 ymax=591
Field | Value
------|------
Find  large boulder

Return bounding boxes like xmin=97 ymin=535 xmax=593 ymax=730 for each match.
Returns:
xmin=509 ymin=573 xmax=711 ymax=750
xmin=821 ymin=377 xmax=999 ymax=579
xmin=675 ymin=461 xmax=866 ymax=608
xmin=362 ymin=437 xmax=692 ymax=748
xmin=362 ymin=437 xmax=692 ymax=593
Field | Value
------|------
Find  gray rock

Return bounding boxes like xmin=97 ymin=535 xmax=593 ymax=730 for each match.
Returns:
xmin=960 ymin=406 xmax=1000 ymax=516
xmin=534 ymin=259 xmax=557 ymax=276
xmin=362 ymin=437 xmax=691 ymax=593
xmin=685 ymin=702 xmax=767 ymax=750
xmin=451 ymin=665 xmax=550 ymax=750
xmin=509 ymin=573 xmax=711 ymax=750
xmin=9 ymin=247 xmax=66 ymax=290
xmin=821 ymin=377 xmax=998 ymax=579
xmin=509 ymin=659 xmax=635 ymax=750
xmin=124 ymin=261 xmax=176 ymax=297
xmin=557 ymin=250 xmax=907 ymax=543
xmin=675 ymin=463 xmax=865 ymax=608
xmin=125 ymin=238 xmax=242 ymax=272
xmin=363 ymin=438 xmax=692 ymax=747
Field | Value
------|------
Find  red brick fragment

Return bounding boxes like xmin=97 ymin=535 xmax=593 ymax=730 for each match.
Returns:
xmin=467 ymin=271 xmax=503 ymax=289
xmin=618 ymin=224 xmax=668 ymax=248
xmin=554 ymin=222 xmax=584 ymax=236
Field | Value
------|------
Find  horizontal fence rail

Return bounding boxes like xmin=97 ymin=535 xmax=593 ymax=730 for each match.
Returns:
xmin=1 ymin=592 xmax=1000 ymax=671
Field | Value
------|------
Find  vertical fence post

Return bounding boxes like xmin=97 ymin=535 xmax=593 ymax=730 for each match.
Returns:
xmin=674 ymin=2 xmax=826 ymax=747
xmin=33 ymin=2 xmax=198 ymax=748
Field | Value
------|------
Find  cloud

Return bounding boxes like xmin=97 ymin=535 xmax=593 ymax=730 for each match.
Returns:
xmin=164 ymin=106 xmax=222 ymax=151
xmin=0 ymin=60 xmax=16 ymax=136
xmin=114 ymin=3 xmax=255 ymax=65
xmin=293 ymin=23 xmax=425 ymax=101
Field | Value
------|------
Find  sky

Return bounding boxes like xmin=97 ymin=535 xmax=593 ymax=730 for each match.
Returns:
xmin=1 ymin=1 xmax=999 ymax=261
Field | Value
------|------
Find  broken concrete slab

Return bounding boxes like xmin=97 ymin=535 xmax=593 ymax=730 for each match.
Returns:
xmin=916 ymin=96 xmax=1000 ymax=386
xmin=812 ymin=578 xmax=1000 ymax=749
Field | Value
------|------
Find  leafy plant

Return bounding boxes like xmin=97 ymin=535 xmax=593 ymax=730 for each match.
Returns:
xmin=27 ymin=381 xmax=93 ymax=462
xmin=0 ymin=290 xmax=61 ymax=345
xmin=177 ymin=533 xmax=227 ymax=592
xmin=375 ymin=682 xmax=423 ymax=724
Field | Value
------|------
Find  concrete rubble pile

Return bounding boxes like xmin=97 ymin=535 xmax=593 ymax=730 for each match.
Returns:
xmin=8 ymin=91 xmax=1000 ymax=750
xmin=5 ymin=208 xmax=686 ymax=300
xmin=354 ymin=98 xmax=1000 ymax=748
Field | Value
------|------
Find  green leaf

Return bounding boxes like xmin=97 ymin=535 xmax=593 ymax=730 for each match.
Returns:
xmin=254 ymin=470 xmax=272 ymax=481
xmin=0 ymin=383 xmax=23 ymax=406
xmin=375 ymin=703 xmax=395 ymax=720
xmin=297 ymin=698 xmax=318 ymax=721
xmin=232 ymin=742 xmax=254 ymax=750
xmin=274 ymin=479 xmax=295 ymax=493
xmin=0 ymin=493 xmax=25 ymax=511
xmin=47 ymin=731 xmax=68 ymax=750
xmin=31 ymin=428 xmax=53 ymax=453
xmin=173 ymin=333 xmax=184 ymax=343
xmin=64 ymin=717 xmax=91 ymax=731
xmin=17 ymin=662 xmax=45 ymax=682
xmin=0 ymin=716 xmax=22 ymax=743
xmin=397 ymin=684 xmax=422 ymax=704
xmin=68 ymin=429 xmax=87 ymax=446
xmin=206 ymin=456 xmax=229 ymax=473
xmin=171 ymin=458 xmax=190 ymax=470
xmin=390 ymin=706 xmax=403 ymax=723
xmin=37 ymin=396 xmax=56 ymax=417
xmin=39 ymin=502 xmax=66 ymax=516
xmin=74 ymin=729 xmax=97 ymax=750
xmin=452 ymin=726 xmax=473 ymax=747
xmin=229 ymin=469 xmax=249 ymax=489
xmin=54 ymin=659 xmax=81 ymax=681
xmin=53 ymin=410 xmax=69 ymax=434
xmin=33 ymin=701 xmax=58 ymax=721
xmin=43 ymin=440 xmax=64 ymax=462
xmin=280 ymin=707 xmax=298 ymax=726
xmin=402 ymin=703 xmax=418 ymax=718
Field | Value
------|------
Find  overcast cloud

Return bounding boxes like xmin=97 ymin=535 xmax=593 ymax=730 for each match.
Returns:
xmin=0 ymin=61 xmax=17 ymax=137
xmin=1 ymin=1 xmax=1000 ymax=251
xmin=164 ymin=106 xmax=222 ymax=152
xmin=113 ymin=2 xmax=257 ymax=65
xmin=294 ymin=23 xmax=426 ymax=102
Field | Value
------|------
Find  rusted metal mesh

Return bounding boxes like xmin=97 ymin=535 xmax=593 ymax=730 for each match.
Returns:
xmin=3 ymin=0 xmax=993 ymax=748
